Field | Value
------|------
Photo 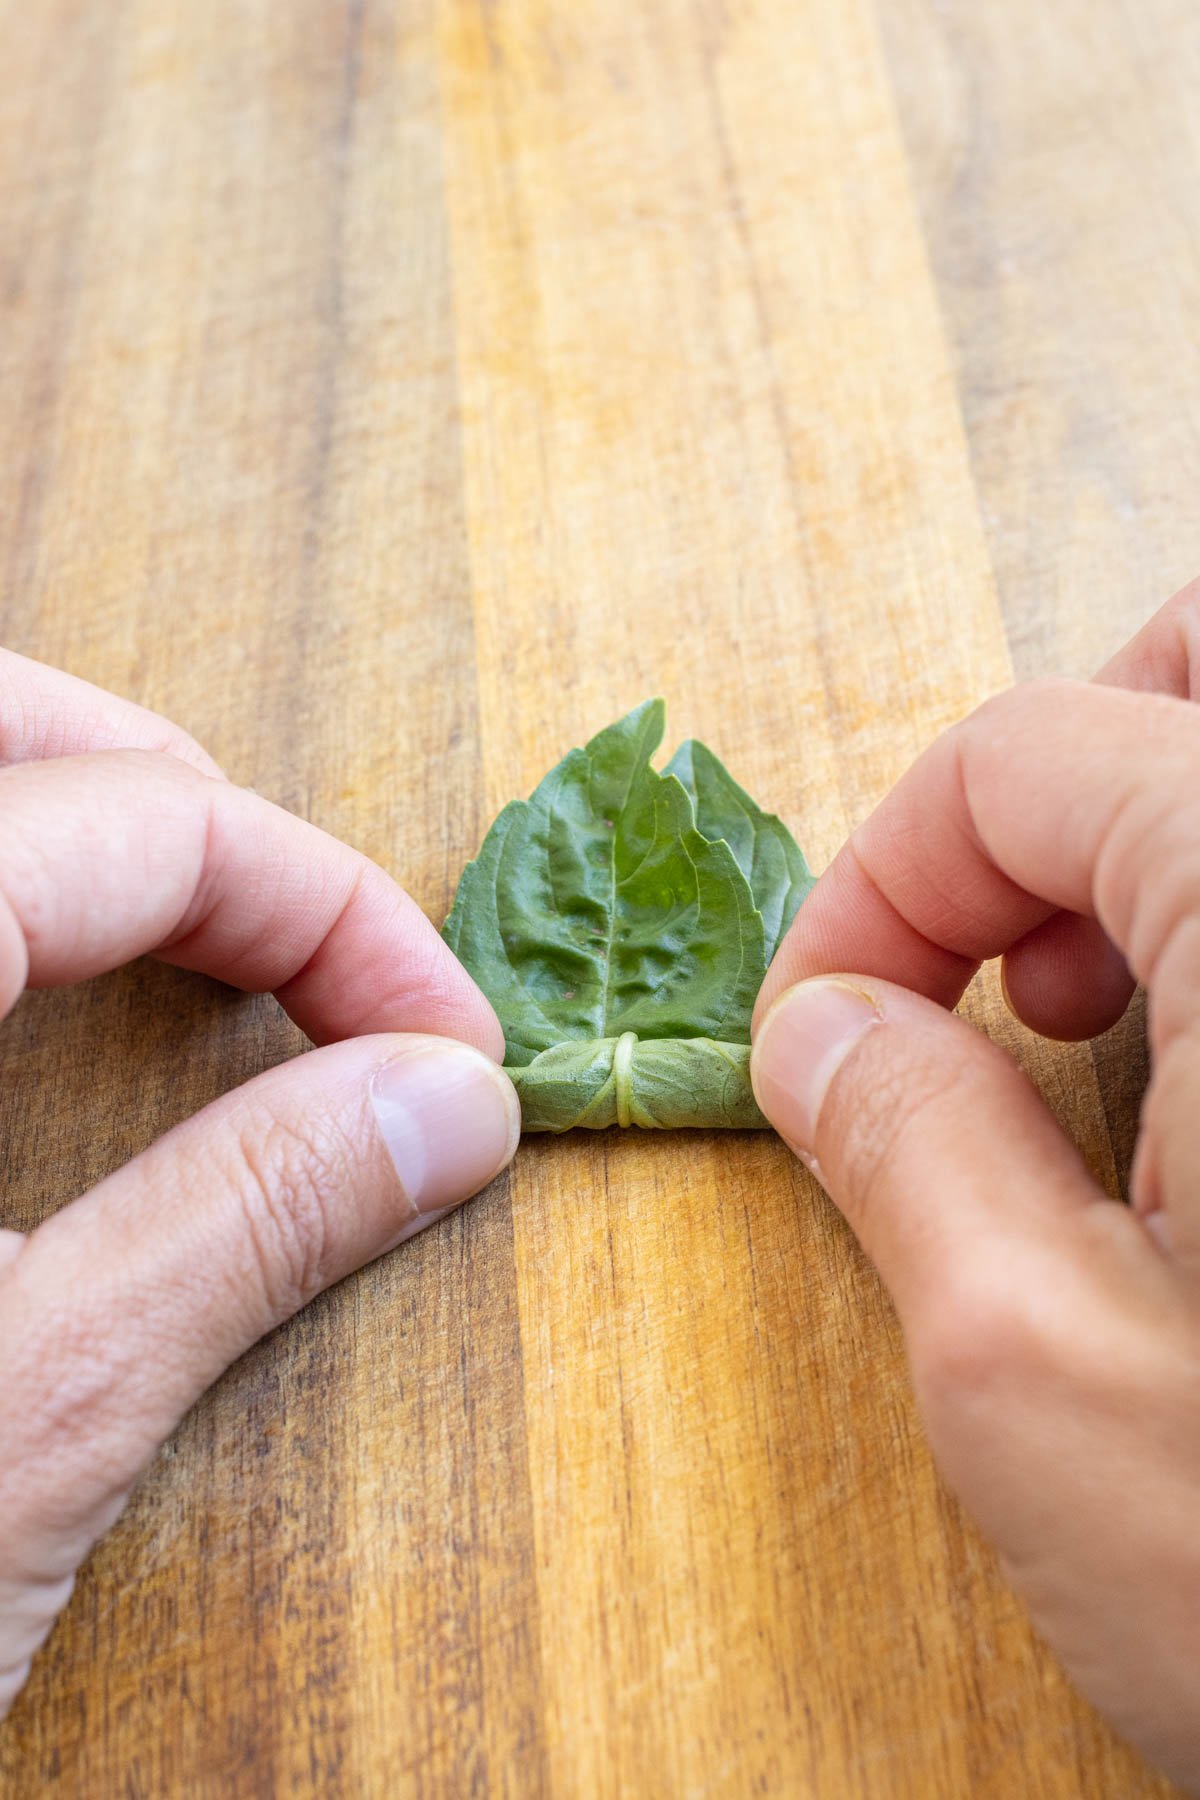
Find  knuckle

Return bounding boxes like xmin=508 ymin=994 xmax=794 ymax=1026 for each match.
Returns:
xmin=226 ymin=1111 xmax=352 ymax=1317
xmin=1100 ymin=786 xmax=1200 ymax=993
xmin=908 ymin=1227 xmax=1132 ymax=1441
xmin=7 ymin=1333 xmax=131 ymax=1491
xmin=0 ymin=1264 xmax=139 ymax=1542
xmin=1163 ymin=578 xmax=1200 ymax=692
xmin=966 ymin=676 xmax=1077 ymax=735
xmin=952 ymin=679 xmax=1086 ymax=793
xmin=908 ymin=1269 xmax=1049 ymax=1422
xmin=147 ymin=724 xmax=225 ymax=779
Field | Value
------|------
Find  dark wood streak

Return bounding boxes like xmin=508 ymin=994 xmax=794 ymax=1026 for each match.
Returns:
xmin=875 ymin=0 xmax=1200 ymax=669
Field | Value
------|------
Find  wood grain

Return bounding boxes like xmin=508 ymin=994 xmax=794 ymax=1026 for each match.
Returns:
xmin=0 ymin=0 xmax=1190 ymax=1793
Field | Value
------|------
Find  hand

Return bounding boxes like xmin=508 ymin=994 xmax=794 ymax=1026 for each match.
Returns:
xmin=749 ymin=581 xmax=1200 ymax=1791
xmin=0 ymin=652 xmax=520 ymax=1718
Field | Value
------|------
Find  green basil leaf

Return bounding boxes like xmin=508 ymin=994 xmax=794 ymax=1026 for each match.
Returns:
xmin=444 ymin=701 xmax=813 ymax=1130
xmin=665 ymin=738 xmax=814 ymax=960
xmin=444 ymin=699 xmax=765 ymax=1062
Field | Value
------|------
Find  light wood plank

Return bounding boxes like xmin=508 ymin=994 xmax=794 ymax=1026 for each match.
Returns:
xmin=876 ymin=0 xmax=1200 ymax=680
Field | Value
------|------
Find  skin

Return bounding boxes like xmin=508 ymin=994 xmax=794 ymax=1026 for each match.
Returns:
xmin=750 ymin=579 xmax=1200 ymax=1791
xmin=4 ymin=589 xmax=1200 ymax=1785
xmin=0 ymin=651 xmax=518 ymax=1717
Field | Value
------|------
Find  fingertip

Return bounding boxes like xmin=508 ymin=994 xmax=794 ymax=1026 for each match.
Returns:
xmin=752 ymin=842 xmax=981 ymax=1036
xmin=1094 ymin=577 xmax=1200 ymax=698
xmin=408 ymin=969 xmax=507 ymax=1065
xmin=461 ymin=1004 xmax=507 ymax=1065
xmin=137 ymin=728 xmax=227 ymax=782
xmin=1000 ymin=913 xmax=1136 ymax=1042
xmin=270 ymin=862 xmax=508 ymax=1059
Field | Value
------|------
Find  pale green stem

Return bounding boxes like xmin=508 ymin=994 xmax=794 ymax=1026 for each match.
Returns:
xmin=612 ymin=1031 xmax=638 ymax=1129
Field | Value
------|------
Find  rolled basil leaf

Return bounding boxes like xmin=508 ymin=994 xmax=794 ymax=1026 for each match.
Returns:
xmin=510 ymin=1034 xmax=766 ymax=1132
xmin=444 ymin=702 xmax=813 ymax=1131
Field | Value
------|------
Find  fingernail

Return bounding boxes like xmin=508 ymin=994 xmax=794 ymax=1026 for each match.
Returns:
xmin=370 ymin=1042 xmax=520 ymax=1244
xmin=751 ymin=979 xmax=881 ymax=1153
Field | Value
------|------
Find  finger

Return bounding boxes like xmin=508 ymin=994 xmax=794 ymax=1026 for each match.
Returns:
xmin=0 ymin=648 xmax=224 ymax=775
xmin=754 ymin=688 xmax=1069 ymax=1029
xmin=1000 ymin=911 xmax=1135 ymax=1041
xmin=754 ymin=832 xmax=989 ymax=1022
xmin=0 ymin=1031 xmax=520 ymax=1711
xmin=0 ymin=750 xmax=502 ymax=1057
xmin=1131 ymin=1001 xmax=1200 ymax=1238
xmin=991 ymin=578 xmax=1199 ymax=1035
xmin=1094 ymin=575 xmax=1200 ymax=698
xmin=754 ymin=837 xmax=1133 ymax=1044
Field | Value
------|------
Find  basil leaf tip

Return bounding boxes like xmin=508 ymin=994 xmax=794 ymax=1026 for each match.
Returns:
xmin=443 ymin=700 xmax=815 ymax=1132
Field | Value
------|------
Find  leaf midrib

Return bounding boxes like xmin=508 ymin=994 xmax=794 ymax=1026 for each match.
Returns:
xmin=596 ymin=744 xmax=648 ymax=1035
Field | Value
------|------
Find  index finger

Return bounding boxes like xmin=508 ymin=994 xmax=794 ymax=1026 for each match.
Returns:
xmin=1093 ymin=576 xmax=1200 ymax=698
xmin=754 ymin=677 xmax=1200 ymax=1048
xmin=0 ymin=647 xmax=224 ymax=776
xmin=0 ymin=750 xmax=503 ymax=1058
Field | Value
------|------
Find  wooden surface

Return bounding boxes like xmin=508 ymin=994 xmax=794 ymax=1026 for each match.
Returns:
xmin=1 ymin=0 xmax=1197 ymax=1793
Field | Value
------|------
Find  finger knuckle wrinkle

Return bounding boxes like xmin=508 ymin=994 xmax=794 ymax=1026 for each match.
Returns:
xmin=232 ymin=1115 xmax=348 ymax=1315
xmin=18 ymin=1334 xmax=129 ymax=1454
xmin=1 ymin=1340 xmax=138 ymax=1521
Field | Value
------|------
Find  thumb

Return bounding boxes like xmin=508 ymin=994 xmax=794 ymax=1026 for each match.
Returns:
xmin=0 ymin=1033 xmax=519 ymax=1715
xmin=749 ymin=976 xmax=1138 ymax=1321
xmin=747 ymin=979 xmax=1200 ymax=1787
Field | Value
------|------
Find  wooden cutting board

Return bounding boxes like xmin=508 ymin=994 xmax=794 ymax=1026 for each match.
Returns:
xmin=2 ymin=1 xmax=1197 ymax=1793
